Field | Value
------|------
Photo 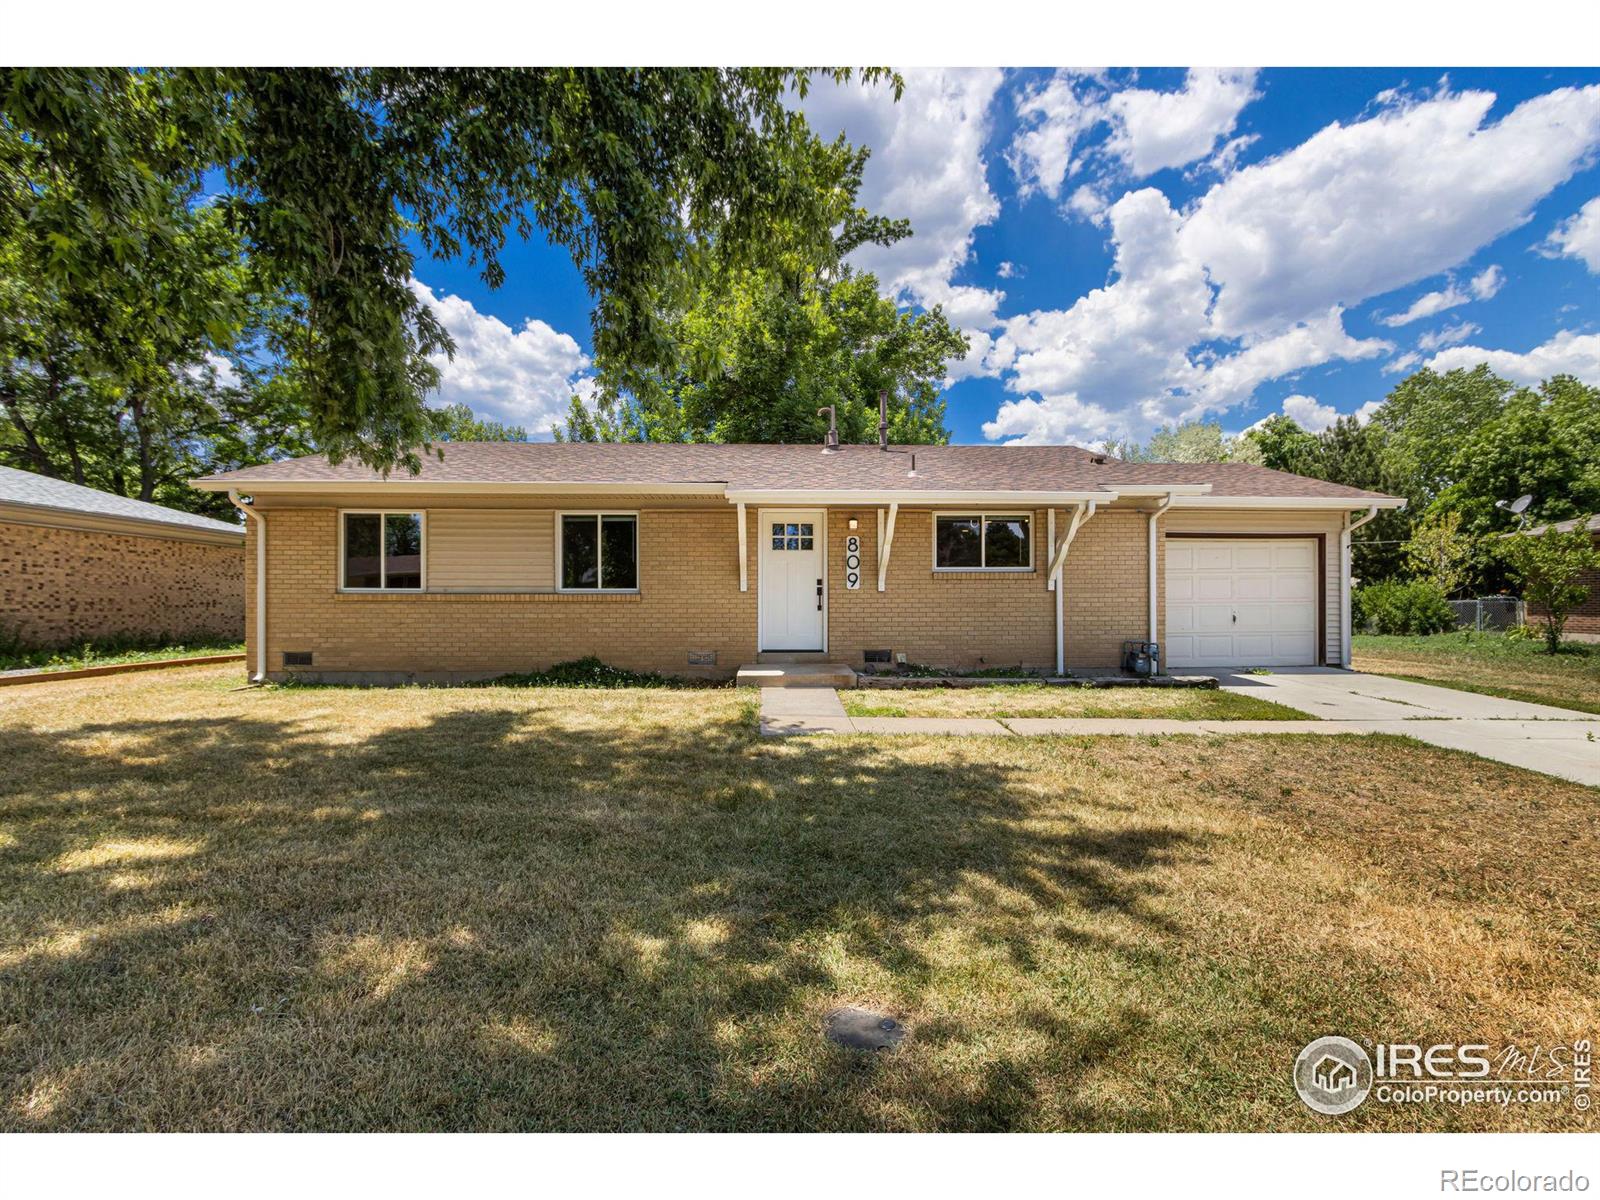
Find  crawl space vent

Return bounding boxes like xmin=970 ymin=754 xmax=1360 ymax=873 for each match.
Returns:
xmin=283 ymin=651 xmax=313 ymax=667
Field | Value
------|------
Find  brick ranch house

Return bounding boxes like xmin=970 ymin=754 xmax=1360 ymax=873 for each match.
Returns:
xmin=0 ymin=465 xmax=244 ymax=648
xmin=193 ymin=442 xmax=1405 ymax=684
xmin=1520 ymin=513 xmax=1600 ymax=641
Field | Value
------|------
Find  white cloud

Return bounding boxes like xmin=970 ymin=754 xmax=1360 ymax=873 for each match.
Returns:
xmin=983 ymin=190 xmax=1385 ymax=445
xmin=1008 ymin=71 xmax=1104 ymax=200
xmin=1383 ymin=351 xmax=1423 ymax=376
xmin=1278 ymin=393 xmax=1341 ymax=433
xmin=411 ymin=280 xmax=591 ymax=435
xmin=1008 ymin=69 xmax=1259 ymax=198
xmin=1067 ymin=183 xmax=1110 ymax=225
xmin=803 ymin=69 xmax=1006 ymax=383
xmin=1102 ymin=69 xmax=1260 ymax=178
xmin=1354 ymin=400 xmax=1385 ymax=424
xmin=805 ymin=69 xmax=1004 ymax=322
xmin=1417 ymin=320 xmax=1481 ymax=352
xmin=982 ymin=82 xmax=1600 ymax=445
xmin=1387 ymin=266 xmax=1504 ymax=326
xmin=1541 ymin=196 xmax=1600 ymax=271
xmin=1181 ymin=86 xmax=1600 ymax=336
xmin=996 ymin=260 xmax=1020 ymax=279
xmin=1469 ymin=264 xmax=1505 ymax=300
xmin=1422 ymin=329 xmax=1600 ymax=384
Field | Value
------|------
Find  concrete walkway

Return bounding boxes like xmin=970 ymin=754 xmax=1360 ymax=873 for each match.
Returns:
xmin=756 ymin=675 xmax=1600 ymax=788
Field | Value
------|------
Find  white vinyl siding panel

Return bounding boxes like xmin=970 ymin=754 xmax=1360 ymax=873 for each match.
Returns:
xmin=426 ymin=509 xmax=554 ymax=591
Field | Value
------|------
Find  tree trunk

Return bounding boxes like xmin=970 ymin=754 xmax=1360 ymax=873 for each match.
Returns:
xmin=129 ymin=395 xmax=157 ymax=502
xmin=0 ymin=383 xmax=60 ymax=478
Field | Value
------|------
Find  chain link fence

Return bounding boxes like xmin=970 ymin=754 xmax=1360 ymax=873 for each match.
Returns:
xmin=1448 ymin=595 xmax=1525 ymax=632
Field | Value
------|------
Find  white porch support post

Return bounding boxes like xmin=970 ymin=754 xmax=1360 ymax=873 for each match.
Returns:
xmin=1050 ymin=500 xmax=1097 ymax=675
xmin=228 ymin=490 xmax=268 ymax=683
xmin=1341 ymin=504 xmax=1380 ymax=668
xmin=1046 ymin=509 xmax=1057 ymax=592
xmin=1147 ymin=494 xmax=1173 ymax=648
xmin=736 ymin=502 xmax=748 ymax=592
xmin=877 ymin=502 xmax=899 ymax=592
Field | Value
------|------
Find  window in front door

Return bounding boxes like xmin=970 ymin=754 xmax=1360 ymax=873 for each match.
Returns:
xmin=771 ymin=522 xmax=815 ymax=551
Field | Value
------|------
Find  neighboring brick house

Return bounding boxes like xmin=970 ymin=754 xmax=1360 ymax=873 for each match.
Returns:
xmin=0 ymin=466 xmax=245 ymax=648
xmin=193 ymin=442 xmax=1405 ymax=683
xmin=1519 ymin=513 xmax=1600 ymax=640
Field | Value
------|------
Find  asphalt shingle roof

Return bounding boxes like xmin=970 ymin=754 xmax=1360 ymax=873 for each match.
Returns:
xmin=197 ymin=442 xmax=1396 ymax=500
xmin=0 ymin=466 xmax=244 ymax=536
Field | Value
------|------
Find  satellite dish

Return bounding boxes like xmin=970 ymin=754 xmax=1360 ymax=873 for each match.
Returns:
xmin=1495 ymin=494 xmax=1534 ymax=515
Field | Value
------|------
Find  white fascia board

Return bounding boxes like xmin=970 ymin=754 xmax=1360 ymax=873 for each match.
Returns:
xmin=1103 ymin=484 xmax=1212 ymax=497
xmin=190 ymin=479 xmax=726 ymax=496
xmin=1167 ymin=495 xmax=1407 ymax=510
xmin=723 ymin=488 xmax=1117 ymax=506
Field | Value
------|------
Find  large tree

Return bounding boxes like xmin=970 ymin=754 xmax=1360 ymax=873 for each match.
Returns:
xmin=558 ymin=136 xmax=964 ymax=445
xmin=2 ymin=67 xmax=892 ymax=474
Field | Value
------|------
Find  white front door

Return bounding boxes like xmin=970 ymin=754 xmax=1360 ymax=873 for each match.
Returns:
xmin=1166 ymin=538 xmax=1319 ymax=667
xmin=759 ymin=510 xmax=825 ymax=651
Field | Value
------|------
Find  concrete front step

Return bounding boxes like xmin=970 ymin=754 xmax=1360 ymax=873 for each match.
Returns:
xmin=755 ymin=651 xmax=835 ymax=664
xmin=736 ymin=662 xmax=857 ymax=688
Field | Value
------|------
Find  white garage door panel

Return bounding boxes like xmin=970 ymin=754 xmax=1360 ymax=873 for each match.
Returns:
xmin=1166 ymin=538 xmax=1318 ymax=668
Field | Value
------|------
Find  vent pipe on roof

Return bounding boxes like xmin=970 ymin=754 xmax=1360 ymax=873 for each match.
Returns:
xmin=878 ymin=390 xmax=889 ymax=451
xmin=818 ymin=406 xmax=839 ymax=452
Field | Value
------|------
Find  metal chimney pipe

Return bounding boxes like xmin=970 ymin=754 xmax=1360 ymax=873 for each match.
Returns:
xmin=818 ymin=406 xmax=839 ymax=451
xmin=878 ymin=389 xmax=889 ymax=451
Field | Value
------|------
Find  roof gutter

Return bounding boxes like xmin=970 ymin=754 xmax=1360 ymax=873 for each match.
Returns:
xmin=228 ymin=491 xmax=268 ymax=683
xmin=191 ymin=479 xmax=725 ymax=496
xmin=1168 ymin=495 xmax=1408 ymax=510
xmin=724 ymin=488 xmax=1118 ymax=506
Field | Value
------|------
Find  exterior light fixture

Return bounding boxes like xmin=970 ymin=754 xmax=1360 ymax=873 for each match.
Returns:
xmin=848 ymin=517 xmax=859 ymax=531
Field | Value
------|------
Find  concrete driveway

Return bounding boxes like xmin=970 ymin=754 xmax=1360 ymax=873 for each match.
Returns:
xmin=1216 ymin=668 xmax=1600 ymax=786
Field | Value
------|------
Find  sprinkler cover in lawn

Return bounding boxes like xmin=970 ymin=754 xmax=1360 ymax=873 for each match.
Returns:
xmin=824 ymin=1006 xmax=907 ymax=1052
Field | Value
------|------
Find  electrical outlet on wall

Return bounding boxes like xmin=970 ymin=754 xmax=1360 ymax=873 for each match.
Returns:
xmin=895 ymin=652 xmax=907 ymax=665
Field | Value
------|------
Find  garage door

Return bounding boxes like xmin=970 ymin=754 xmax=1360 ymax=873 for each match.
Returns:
xmin=1165 ymin=539 xmax=1318 ymax=668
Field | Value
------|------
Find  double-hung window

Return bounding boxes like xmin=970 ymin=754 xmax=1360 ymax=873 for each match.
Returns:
xmin=342 ymin=512 xmax=424 ymax=590
xmin=559 ymin=513 xmax=638 ymax=591
xmin=933 ymin=513 xmax=1032 ymax=571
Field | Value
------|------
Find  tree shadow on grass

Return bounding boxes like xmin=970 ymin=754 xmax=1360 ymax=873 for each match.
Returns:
xmin=0 ymin=700 xmax=1205 ymax=1131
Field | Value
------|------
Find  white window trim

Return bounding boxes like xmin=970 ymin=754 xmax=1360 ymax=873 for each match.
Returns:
xmin=931 ymin=511 xmax=1035 ymax=572
xmin=338 ymin=509 xmax=427 ymax=592
xmin=556 ymin=510 xmax=641 ymax=594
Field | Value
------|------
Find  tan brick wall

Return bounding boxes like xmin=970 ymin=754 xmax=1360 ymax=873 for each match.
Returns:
xmin=0 ymin=519 xmax=244 ymax=648
xmin=249 ymin=500 xmax=759 ymax=680
xmin=246 ymin=495 xmax=1350 ymax=678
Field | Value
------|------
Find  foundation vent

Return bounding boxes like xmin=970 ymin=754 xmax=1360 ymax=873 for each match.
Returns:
xmin=283 ymin=651 xmax=313 ymax=667
xmin=863 ymin=649 xmax=892 ymax=665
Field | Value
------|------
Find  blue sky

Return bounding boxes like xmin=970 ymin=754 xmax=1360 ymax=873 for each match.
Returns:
xmin=409 ymin=68 xmax=1600 ymax=445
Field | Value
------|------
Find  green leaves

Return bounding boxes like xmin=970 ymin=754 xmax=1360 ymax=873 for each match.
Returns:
xmin=1503 ymin=520 xmax=1600 ymax=651
xmin=563 ymin=128 xmax=962 ymax=445
xmin=7 ymin=67 xmax=896 ymax=473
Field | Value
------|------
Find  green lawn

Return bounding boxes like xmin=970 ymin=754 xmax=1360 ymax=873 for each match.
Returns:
xmin=2 ymin=665 xmax=1592 ymax=1131
xmin=0 ymin=638 xmax=243 ymax=675
xmin=843 ymin=684 xmax=1309 ymax=721
xmin=1352 ymin=631 xmax=1600 ymax=714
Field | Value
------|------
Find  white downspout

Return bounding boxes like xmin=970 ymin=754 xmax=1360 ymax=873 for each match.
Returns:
xmin=1341 ymin=504 xmax=1380 ymax=669
xmin=1147 ymin=494 xmax=1174 ymax=651
xmin=228 ymin=490 xmax=268 ymax=683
